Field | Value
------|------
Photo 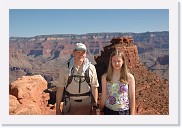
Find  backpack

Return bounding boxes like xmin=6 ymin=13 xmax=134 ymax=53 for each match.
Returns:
xmin=66 ymin=61 xmax=91 ymax=92
xmin=62 ymin=61 xmax=95 ymax=105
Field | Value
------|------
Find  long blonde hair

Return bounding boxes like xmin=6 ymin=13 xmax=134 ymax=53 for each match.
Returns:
xmin=106 ymin=50 xmax=128 ymax=83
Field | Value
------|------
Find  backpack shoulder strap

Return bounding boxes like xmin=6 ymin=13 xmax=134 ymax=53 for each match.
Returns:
xmin=66 ymin=61 xmax=74 ymax=89
xmin=84 ymin=66 xmax=91 ymax=87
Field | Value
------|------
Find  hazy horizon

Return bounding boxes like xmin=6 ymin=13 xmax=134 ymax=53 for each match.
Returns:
xmin=9 ymin=30 xmax=169 ymax=38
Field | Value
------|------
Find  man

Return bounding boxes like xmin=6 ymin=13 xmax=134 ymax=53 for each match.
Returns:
xmin=56 ymin=43 xmax=99 ymax=115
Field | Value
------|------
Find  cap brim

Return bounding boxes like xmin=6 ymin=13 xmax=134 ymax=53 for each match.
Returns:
xmin=74 ymin=48 xmax=87 ymax=52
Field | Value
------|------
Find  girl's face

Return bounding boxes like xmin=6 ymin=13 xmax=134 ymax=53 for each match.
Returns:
xmin=111 ymin=55 xmax=123 ymax=70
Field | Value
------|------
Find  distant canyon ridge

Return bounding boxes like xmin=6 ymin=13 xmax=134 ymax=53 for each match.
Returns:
xmin=9 ymin=31 xmax=169 ymax=84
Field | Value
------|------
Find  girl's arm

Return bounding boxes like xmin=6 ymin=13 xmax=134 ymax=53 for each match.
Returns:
xmin=128 ymin=73 xmax=136 ymax=115
xmin=99 ymin=74 xmax=107 ymax=112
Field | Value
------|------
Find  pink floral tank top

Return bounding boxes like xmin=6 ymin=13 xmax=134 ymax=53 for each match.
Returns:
xmin=105 ymin=82 xmax=129 ymax=111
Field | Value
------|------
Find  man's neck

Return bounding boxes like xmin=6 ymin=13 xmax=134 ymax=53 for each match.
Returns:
xmin=74 ymin=61 xmax=83 ymax=67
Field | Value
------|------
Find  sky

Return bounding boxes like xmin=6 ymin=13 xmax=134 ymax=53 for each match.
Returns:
xmin=9 ymin=9 xmax=169 ymax=37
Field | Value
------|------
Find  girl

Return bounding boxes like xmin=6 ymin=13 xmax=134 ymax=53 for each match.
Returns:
xmin=100 ymin=50 xmax=135 ymax=115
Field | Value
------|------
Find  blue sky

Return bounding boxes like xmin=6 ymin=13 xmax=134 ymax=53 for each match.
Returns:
xmin=9 ymin=9 xmax=168 ymax=37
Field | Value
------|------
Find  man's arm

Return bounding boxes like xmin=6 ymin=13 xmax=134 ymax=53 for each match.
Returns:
xmin=90 ymin=65 xmax=99 ymax=105
xmin=56 ymin=86 xmax=64 ymax=115
xmin=91 ymin=86 xmax=98 ymax=104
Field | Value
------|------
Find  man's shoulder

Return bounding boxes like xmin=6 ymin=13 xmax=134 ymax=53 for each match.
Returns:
xmin=59 ymin=62 xmax=69 ymax=73
xmin=88 ymin=63 xmax=96 ymax=71
xmin=89 ymin=63 xmax=95 ymax=67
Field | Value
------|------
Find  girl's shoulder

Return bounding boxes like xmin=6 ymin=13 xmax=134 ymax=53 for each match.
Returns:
xmin=127 ymin=72 xmax=133 ymax=77
xmin=127 ymin=73 xmax=135 ymax=81
xmin=101 ymin=73 xmax=108 ymax=79
xmin=102 ymin=73 xmax=107 ymax=77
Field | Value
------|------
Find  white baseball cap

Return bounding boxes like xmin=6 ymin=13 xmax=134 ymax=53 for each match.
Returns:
xmin=74 ymin=43 xmax=87 ymax=52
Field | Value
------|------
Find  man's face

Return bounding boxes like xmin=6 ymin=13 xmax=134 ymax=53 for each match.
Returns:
xmin=73 ymin=50 xmax=86 ymax=63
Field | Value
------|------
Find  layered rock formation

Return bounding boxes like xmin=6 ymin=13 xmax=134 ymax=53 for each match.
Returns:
xmin=95 ymin=37 xmax=139 ymax=69
xmin=95 ymin=37 xmax=169 ymax=115
xmin=9 ymin=31 xmax=169 ymax=83
xmin=95 ymin=37 xmax=139 ymax=92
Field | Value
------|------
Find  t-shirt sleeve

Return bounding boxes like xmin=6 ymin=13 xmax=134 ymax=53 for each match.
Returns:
xmin=57 ymin=66 xmax=67 ymax=87
xmin=90 ymin=64 xmax=99 ymax=88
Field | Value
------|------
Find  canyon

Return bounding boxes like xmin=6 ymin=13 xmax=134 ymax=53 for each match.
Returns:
xmin=9 ymin=32 xmax=169 ymax=115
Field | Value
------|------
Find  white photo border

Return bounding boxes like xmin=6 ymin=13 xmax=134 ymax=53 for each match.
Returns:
xmin=0 ymin=0 xmax=179 ymax=126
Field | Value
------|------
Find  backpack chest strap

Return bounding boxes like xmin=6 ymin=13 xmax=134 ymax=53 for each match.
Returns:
xmin=64 ymin=91 xmax=91 ymax=97
xmin=66 ymin=67 xmax=90 ymax=91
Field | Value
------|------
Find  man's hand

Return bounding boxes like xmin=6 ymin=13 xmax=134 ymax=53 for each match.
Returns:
xmin=56 ymin=108 xmax=62 ymax=115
